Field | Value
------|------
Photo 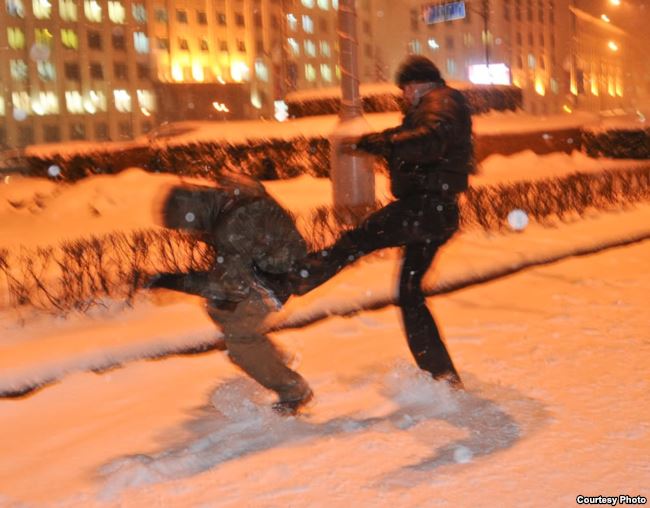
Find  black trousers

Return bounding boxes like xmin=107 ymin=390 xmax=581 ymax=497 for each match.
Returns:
xmin=300 ymin=194 xmax=461 ymax=383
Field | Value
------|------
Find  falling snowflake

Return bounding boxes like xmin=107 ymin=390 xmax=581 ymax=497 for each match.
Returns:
xmin=453 ymin=445 xmax=473 ymax=463
xmin=507 ymin=209 xmax=529 ymax=231
xmin=47 ymin=165 xmax=61 ymax=178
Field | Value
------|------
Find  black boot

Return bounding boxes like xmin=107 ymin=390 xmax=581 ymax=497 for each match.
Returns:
xmin=272 ymin=388 xmax=314 ymax=416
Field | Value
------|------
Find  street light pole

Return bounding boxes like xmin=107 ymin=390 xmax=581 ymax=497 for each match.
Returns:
xmin=330 ymin=0 xmax=375 ymax=218
xmin=480 ymin=0 xmax=490 ymax=69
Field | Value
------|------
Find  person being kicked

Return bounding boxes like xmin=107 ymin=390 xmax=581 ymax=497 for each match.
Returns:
xmin=148 ymin=175 xmax=313 ymax=415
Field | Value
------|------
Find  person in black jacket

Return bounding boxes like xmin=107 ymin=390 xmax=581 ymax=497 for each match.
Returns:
xmin=262 ymin=56 xmax=474 ymax=387
xmin=148 ymin=175 xmax=313 ymax=415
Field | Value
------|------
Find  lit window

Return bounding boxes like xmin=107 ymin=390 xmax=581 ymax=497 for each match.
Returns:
xmin=317 ymin=0 xmax=328 ymax=9
xmin=35 ymin=28 xmax=53 ymax=46
xmin=0 ymin=97 xmax=4 ymax=116
xmin=463 ymin=33 xmax=474 ymax=48
xmin=37 ymin=61 xmax=55 ymax=80
xmin=255 ymin=59 xmax=268 ymax=82
xmin=428 ymin=38 xmax=440 ymax=50
xmin=230 ymin=61 xmax=250 ymax=82
xmin=191 ymin=62 xmax=204 ymax=81
xmin=65 ymin=90 xmax=84 ymax=113
xmin=446 ymin=57 xmax=456 ymax=76
xmin=113 ymin=89 xmax=132 ymax=112
xmin=304 ymin=40 xmax=316 ymax=57
xmin=528 ymin=53 xmax=536 ymax=69
xmin=288 ymin=38 xmax=299 ymax=56
xmin=320 ymin=40 xmax=330 ymax=57
xmin=7 ymin=27 xmax=25 ymax=49
xmin=301 ymin=0 xmax=314 ymax=7
xmin=332 ymin=0 xmax=338 ymax=8
xmin=84 ymin=0 xmax=101 ymax=21
xmin=61 ymin=28 xmax=78 ymax=49
xmin=133 ymin=32 xmax=149 ymax=53
xmin=305 ymin=63 xmax=316 ymax=81
xmin=273 ymin=100 xmax=287 ymax=122
xmin=84 ymin=90 xmax=107 ymax=113
xmin=137 ymin=89 xmax=155 ymax=113
xmin=287 ymin=13 xmax=297 ymax=31
xmin=10 ymin=59 xmax=28 ymax=81
xmin=302 ymin=15 xmax=314 ymax=33
xmin=6 ymin=0 xmax=25 ymax=17
xmin=251 ymin=90 xmax=262 ymax=109
xmin=32 ymin=0 xmax=51 ymax=19
xmin=408 ymin=39 xmax=421 ymax=55
xmin=59 ymin=0 xmax=76 ymax=20
xmin=132 ymin=3 xmax=146 ymax=22
xmin=13 ymin=91 xmax=31 ymax=114
xmin=31 ymin=91 xmax=59 ymax=115
xmin=108 ymin=1 xmax=125 ymax=23
xmin=320 ymin=63 xmax=332 ymax=82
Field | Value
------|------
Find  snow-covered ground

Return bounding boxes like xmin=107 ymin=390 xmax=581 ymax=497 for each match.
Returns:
xmin=0 ymin=151 xmax=649 ymax=507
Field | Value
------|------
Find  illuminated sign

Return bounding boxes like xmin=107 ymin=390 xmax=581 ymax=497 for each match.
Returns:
xmin=468 ymin=63 xmax=511 ymax=85
xmin=422 ymin=1 xmax=466 ymax=25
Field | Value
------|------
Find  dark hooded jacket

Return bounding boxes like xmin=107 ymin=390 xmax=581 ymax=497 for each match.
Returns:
xmin=356 ymin=83 xmax=474 ymax=199
xmin=155 ymin=175 xmax=307 ymax=303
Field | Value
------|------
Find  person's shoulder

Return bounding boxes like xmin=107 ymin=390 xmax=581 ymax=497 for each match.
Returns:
xmin=421 ymin=85 xmax=462 ymax=109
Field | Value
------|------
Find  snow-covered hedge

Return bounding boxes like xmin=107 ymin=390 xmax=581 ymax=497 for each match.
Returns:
xmin=286 ymin=83 xmax=522 ymax=118
xmin=2 ymin=164 xmax=649 ymax=315
xmin=582 ymin=128 xmax=650 ymax=159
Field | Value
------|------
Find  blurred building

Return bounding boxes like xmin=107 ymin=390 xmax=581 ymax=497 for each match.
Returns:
xmin=0 ymin=0 xmax=156 ymax=148
xmin=282 ymin=0 xmax=381 ymax=92
xmin=1 ymin=0 xmax=645 ymax=151
xmin=150 ymin=0 xmax=285 ymax=122
xmin=369 ymin=0 xmax=641 ymax=115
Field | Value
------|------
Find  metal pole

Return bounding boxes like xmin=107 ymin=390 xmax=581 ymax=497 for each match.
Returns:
xmin=482 ymin=0 xmax=490 ymax=69
xmin=330 ymin=0 xmax=374 ymax=217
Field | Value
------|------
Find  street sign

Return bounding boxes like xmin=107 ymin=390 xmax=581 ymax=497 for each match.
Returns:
xmin=422 ymin=1 xmax=466 ymax=25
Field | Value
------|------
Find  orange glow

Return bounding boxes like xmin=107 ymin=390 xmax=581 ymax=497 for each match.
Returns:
xmin=171 ymin=63 xmax=183 ymax=82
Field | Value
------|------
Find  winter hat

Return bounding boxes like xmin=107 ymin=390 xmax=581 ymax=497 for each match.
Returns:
xmin=396 ymin=56 xmax=444 ymax=87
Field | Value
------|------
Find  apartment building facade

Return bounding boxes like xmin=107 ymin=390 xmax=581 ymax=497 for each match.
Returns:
xmin=149 ymin=0 xmax=285 ymax=121
xmin=372 ymin=0 xmax=637 ymax=115
xmin=0 ymin=0 xmax=157 ymax=148
xmin=282 ymin=0 xmax=380 ymax=92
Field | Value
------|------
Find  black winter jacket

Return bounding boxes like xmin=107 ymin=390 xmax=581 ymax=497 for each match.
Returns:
xmin=357 ymin=84 xmax=474 ymax=199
